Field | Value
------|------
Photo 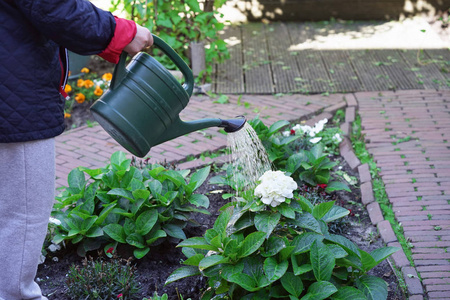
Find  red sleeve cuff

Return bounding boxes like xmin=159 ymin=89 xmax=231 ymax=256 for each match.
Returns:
xmin=98 ymin=17 xmax=137 ymax=64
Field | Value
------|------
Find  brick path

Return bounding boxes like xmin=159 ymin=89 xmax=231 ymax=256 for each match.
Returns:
xmin=55 ymin=89 xmax=450 ymax=299
xmin=356 ymin=90 xmax=450 ymax=300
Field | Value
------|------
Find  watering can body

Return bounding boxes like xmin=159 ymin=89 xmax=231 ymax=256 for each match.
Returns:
xmin=91 ymin=35 xmax=244 ymax=158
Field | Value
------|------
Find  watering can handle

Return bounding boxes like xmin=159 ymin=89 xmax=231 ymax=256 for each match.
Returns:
xmin=110 ymin=34 xmax=194 ymax=97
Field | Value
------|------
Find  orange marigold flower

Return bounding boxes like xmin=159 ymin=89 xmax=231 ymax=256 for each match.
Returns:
xmin=75 ymin=93 xmax=85 ymax=104
xmin=94 ymin=86 xmax=103 ymax=96
xmin=64 ymin=84 xmax=72 ymax=93
xmin=84 ymin=79 xmax=94 ymax=88
xmin=64 ymin=112 xmax=71 ymax=118
xmin=81 ymin=67 xmax=90 ymax=73
xmin=102 ymin=72 xmax=113 ymax=81
xmin=77 ymin=79 xmax=85 ymax=87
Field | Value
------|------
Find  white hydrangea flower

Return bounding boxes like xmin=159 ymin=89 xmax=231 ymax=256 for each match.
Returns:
xmin=310 ymin=137 xmax=322 ymax=144
xmin=254 ymin=170 xmax=297 ymax=207
xmin=282 ymin=131 xmax=291 ymax=137
xmin=49 ymin=217 xmax=61 ymax=226
xmin=332 ymin=133 xmax=342 ymax=143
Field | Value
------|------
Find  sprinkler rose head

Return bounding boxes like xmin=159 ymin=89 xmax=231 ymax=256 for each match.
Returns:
xmin=220 ymin=116 xmax=246 ymax=133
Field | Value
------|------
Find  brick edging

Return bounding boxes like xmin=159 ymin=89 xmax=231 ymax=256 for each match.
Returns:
xmin=340 ymin=93 xmax=424 ymax=300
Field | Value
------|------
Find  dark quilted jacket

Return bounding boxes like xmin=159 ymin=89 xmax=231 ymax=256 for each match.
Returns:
xmin=0 ymin=0 xmax=116 ymax=142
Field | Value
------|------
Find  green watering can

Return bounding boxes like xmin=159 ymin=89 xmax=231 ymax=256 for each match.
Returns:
xmin=90 ymin=34 xmax=245 ymax=158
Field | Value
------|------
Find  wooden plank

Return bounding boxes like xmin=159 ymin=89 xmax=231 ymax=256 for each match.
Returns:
xmin=347 ymin=49 xmax=395 ymax=91
xmin=241 ymin=23 xmax=274 ymax=94
xmin=265 ymin=22 xmax=302 ymax=93
xmin=400 ymin=49 xmax=448 ymax=90
xmin=320 ymin=50 xmax=361 ymax=93
xmin=424 ymin=49 xmax=450 ymax=90
xmin=371 ymin=49 xmax=423 ymax=90
xmin=214 ymin=25 xmax=244 ymax=94
xmin=287 ymin=23 xmax=333 ymax=94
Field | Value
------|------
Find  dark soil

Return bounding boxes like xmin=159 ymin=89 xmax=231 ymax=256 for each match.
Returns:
xmin=36 ymin=155 xmax=407 ymax=299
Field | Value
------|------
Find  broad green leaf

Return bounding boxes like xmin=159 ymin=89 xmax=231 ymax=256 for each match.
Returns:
xmin=321 ymin=206 xmax=350 ymax=223
xmin=94 ymin=202 xmax=116 ymax=226
xmin=229 ymin=273 xmax=259 ymax=292
xmin=221 ymin=262 xmax=245 ymax=281
xmin=311 ymin=241 xmax=335 ymax=281
xmin=165 ymin=266 xmax=200 ymax=285
xmin=188 ymin=194 xmax=210 ymax=208
xmin=301 ymin=281 xmax=338 ymax=300
xmin=162 ymin=224 xmax=186 ymax=240
xmin=129 ymin=178 xmax=145 ymax=191
xmin=123 ymin=219 xmax=136 ymax=236
xmin=189 ymin=166 xmax=210 ymax=191
xmin=177 ymin=237 xmax=217 ymax=251
xmin=281 ymin=272 xmax=303 ymax=297
xmin=67 ymin=168 xmax=85 ymax=194
xmin=223 ymin=239 xmax=239 ymax=258
xmin=81 ymin=216 xmax=98 ymax=232
xmin=132 ymin=189 xmax=150 ymax=200
xmin=312 ymin=201 xmax=335 ymax=219
xmin=310 ymin=143 xmax=324 ymax=159
xmin=360 ymin=249 xmax=378 ymax=272
xmin=292 ymin=257 xmax=312 ymax=276
xmin=183 ymin=253 xmax=204 ymax=266
xmin=286 ymin=151 xmax=308 ymax=174
xmin=264 ymin=257 xmax=288 ymax=282
xmin=214 ymin=206 xmax=233 ymax=234
xmin=268 ymin=120 xmax=289 ymax=135
xmin=148 ymin=180 xmax=162 ymax=196
xmin=136 ymin=209 xmax=158 ymax=235
xmin=255 ymin=211 xmax=281 ymax=238
xmin=199 ymin=255 xmax=229 ymax=271
xmin=279 ymin=246 xmax=295 ymax=262
xmin=107 ymin=188 xmax=133 ymax=200
xmin=126 ymin=233 xmax=145 ymax=248
xmin=290 ymin=212 xmax=322 ymax=234
xmin=325 ymin=181 xmax=351 ymax=192
xmin=103 ymin=224 xmax=126 ymax=243
xmin=356 ymin=275 xmax=388 ymax=300
xmin=297 ymin=196 xmax=313 ymax=213
xmin=278 ymin=204 xmax=296 ymax=219
xmin=146 ymin=229 xmax=167 ymax=245
xmin=330 ymin=286 xmax=367 ymax=300
xmin=262 ymin=236 xmax=286 ymax=257
xmin=110 ymin=151 xmax=128 ymax=168
xmin=325 ymin=234 xmax=361 ymax=258
xmin=238 ymin=231 xmax=266 ymax=258
xmin=134 ymin=247 xmax=150 ymax=259
xmin=85 ymin=226 xmax=103 ymax=238
xmin=328 ymin=244 xmax=348 ymax=259
xmin=291 ymin=232 xmax=324 ymax=254
xmin=370 ymin=247 xmax=400 ymax=265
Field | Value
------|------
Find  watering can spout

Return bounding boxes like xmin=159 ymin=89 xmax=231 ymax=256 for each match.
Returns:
xmin=154 ymin=116 xmax=246 ymax=148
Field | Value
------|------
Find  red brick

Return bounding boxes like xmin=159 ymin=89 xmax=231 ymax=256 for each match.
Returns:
xmin=367 ymin=202 xmax=384 ymax=225
xmin=358 ymin=163 xmax=371 ymax=183
xmin=378 ymin=220 xmax=397 ymax=243
xmin=387 ymin=242 xmax=410 ymax=268
xmin=360 ymin=181 xmax=375 ymax=205
xmin=402 ymin=266 xmax=424 ymax=295
xmin=345 ymin=106 xmax=356 ymax=123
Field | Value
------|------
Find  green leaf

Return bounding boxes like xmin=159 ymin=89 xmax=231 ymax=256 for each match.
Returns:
xmin=325 ymin=234 xmax=361 ymax=258
xmin=183 ymin=253 xmax=204 ymax=266
xmin=291 ymin=232 xmax=324 ymax=254
xmin=356 ymin=275 xmax=388 ymax=300
xmin=325 ymin=181 xmax=351 ymax=192
xmin=254 ymin=211 xmax=281 ymax=238
xmin=229 ymin=273 xmax=259 ymax=292
xmin=331 ymin=286 xmax=367 ymax=300
xmin=328 ymin=244 xmax=348 ymax=259
xmin=103 ymin=224 xmax=126 ymax=243
xmin=370 ymin=247 xmax=400 ymax=265
xmin=189 ymin=166 xmax=210 ymax=191
xmin=291 ymin=212 xmax=322 ymax=234
xmin=107 ymin=188 xmax=133 ymax=200
xmin=136 ymin=209 xmax=158 ymax=236
xmin=178 ymin=237 xmax=217 ymax=251
xmin=321 ymin=206 xmax=350 ymax=223
xmin=312 ymin=201 xmax=335 ymax=219
xmin=262 ymin=236 xmax=286 ymax=257
xmin=292 ymin=257 xmax=312 ymax=276
xmin=214 ymin=206 xmax=233 ymax=234
xmin=199 ymin=255 xmax=229 ymax=271
xmin=162 ymin=224 xmax=186 ymax=240
xmin=94 ymin=202 xmax=116 ymax=226
xmin=146 ymin=229 xmax=167 ymax=245
xmin=81 ymin=216 xmax=98 ymax=232
xmin=149 ymin=180 xmax=162 ymax=196
xmin=301 ymin=281 xmax=338 ymax=300
xmin=278 ymin=204 xmax=296 ymax=219
xmin=126 ymin=233 xmax=146 ymax=248
xmin=264 ymin=257 xmax=288 ymax=282
xmin=311 ymin=240 xmax=335 ymax=281
xmin=67 ymin=168 xmax=85 ymax=194
xmin=134 ymin=247 xmax=150 ymax=259
xmin=238 ymin=231 xmax=267 ymax=258
xmin=281 ymin=272 xmax=303 ymax=297
xmin=132 ymin=189 xmax=150 ymax=200
xmin=286 ymin=151 xmax=309 ymax=174
xmin=268 ymin=120 xmax=289 ymax=135
xmin=85 ymin=226 xmax=103 ymax=238
xmin=110 ymin=151 xmax=128 ymax=168
xmin=360 ymin=249 xmax=378 ymax=272
xmin=297 ymin=196 xmax=313 ymax=213
xmin=165 ymin=266 xmax=201 ymax=285
xmin=188 ymin=194 xmax=210 ymax=208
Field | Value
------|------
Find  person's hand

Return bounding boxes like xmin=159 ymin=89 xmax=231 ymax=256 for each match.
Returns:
xmin=123 ymin=24 xmax=153 ymax=57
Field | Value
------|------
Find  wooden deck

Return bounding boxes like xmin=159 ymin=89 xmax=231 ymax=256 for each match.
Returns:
xmin=213 ymin=22 xmax=450 ymax=94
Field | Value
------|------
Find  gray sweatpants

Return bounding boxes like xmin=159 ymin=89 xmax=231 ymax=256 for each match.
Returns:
xmin=0 ymin=139 xmax=55 ymax=300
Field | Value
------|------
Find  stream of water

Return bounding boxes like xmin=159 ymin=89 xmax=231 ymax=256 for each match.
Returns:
xmin=227 ymin=122 xmax=272 ymax=195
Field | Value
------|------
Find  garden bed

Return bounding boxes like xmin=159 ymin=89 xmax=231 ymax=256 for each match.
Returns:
xmin=36 ymin=153 xmax=405 ymax=299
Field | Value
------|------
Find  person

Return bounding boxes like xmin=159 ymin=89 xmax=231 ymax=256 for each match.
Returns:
xmin=0 ymin=0 xmax=153 ymax=299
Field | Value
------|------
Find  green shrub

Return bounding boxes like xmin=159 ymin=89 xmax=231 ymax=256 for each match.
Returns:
xmin=166 ymin=195 xmax=399 ymax=299
xmin=52 ymin=151 xmax=211 ymax=258
xmin=66 ymin=254 xmax=141 ymax=299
